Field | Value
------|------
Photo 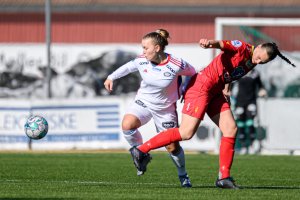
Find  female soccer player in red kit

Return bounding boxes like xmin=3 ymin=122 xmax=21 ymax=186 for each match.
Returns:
xmin=130 ymin=39 xmax=296 ymax=189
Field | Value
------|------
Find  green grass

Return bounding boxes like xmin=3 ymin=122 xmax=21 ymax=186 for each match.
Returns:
xmin=0 ymin=152 xmax=299 ymax=199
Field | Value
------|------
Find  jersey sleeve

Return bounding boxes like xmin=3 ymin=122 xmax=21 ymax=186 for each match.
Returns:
xmin=107 ymin=59 xmax=138 ymax=81
xmin=221 ymin=40 xmax=248 ymax=53
xmin=178 ymin=59 xmax=197 ymax=76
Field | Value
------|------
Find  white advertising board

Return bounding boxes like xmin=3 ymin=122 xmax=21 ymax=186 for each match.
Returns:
xmin=0 ymin=97 xmax=218 ymax=152
xmin=0 ymin=98 xmax=128 ymax=150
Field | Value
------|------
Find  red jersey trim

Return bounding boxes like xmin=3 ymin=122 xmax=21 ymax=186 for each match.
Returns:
xmin=170 ymin=57 xmax=183 ymax=68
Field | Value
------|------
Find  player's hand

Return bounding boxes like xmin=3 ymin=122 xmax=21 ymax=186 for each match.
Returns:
xmin=104 ymin=79 xmax=113 ymax=92
xmin=199 ymin=39 xmax=212 ymax=49
xmin=223 ymin=89 xmax=231 ymax=105
xmin=258 ymin=88 xmax=268 ymax=98
xmin=224 ymin=94 xmax=231 ymax=105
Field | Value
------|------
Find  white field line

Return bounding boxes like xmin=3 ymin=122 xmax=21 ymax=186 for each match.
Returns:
xmin=1 ymin=179 xmax=178 ymax=187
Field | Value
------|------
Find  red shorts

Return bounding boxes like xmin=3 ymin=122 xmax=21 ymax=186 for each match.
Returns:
xmin=182 ymin=73 xmax=230 ymax=120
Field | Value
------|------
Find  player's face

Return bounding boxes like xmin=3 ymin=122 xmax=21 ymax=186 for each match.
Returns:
xmin=142 ymin=38 xmax=160 ymax=61
xmin=252 ymin=45 xmax=270 ymax=64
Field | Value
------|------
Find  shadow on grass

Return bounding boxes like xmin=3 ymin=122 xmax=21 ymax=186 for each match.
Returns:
xmin=241 ymin=185 xmax=300 ymax=190
xmin=0 ymin=198 xmax=76 ymax=200
xmin=182 ymin=185 xmax=300 ymax=190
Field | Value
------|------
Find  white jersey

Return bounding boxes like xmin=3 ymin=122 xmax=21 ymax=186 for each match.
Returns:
xmin=107 ymin=53 xmax=196 ymax=110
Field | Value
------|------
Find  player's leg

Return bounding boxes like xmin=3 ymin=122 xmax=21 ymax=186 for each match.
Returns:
xmin=130 ymin=113 xmax=200 ymax=177
xmin=208 ymin=94 xmax=239 ymax=189
xmin=167 ymin=143 xmax=192 ymax=187
xmin=137 ymin=113 xmax=201 ymax=153
xmin=136 ymin=94 xmax=206 ymax=154
xmin=152 ymin=108 xmax=192 ymax=187
xmin=131 ymin=90 xmax=206 ymax=175
xmin=122 ymin=99 xmax=152 ymax=147
xmin=211 ymin=109 xmax=237 ymax=177
xmin=211 ymin=109 xmax=239 ymax=189
xmin=164 ymin=113 xmax=201 ymax=178
xmin=123 ymin=100 xmax=153 ymax=176
xmin=122 ymin=114 xmax=142 ymax=146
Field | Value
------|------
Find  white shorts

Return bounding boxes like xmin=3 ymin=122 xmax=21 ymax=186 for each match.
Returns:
xmin=125 ymin=99 xmax=178 ymax=132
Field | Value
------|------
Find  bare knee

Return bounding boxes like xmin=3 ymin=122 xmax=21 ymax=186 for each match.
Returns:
xmin=182 ymin=133 xmax=194 ymax=140
xmin=231 ymin=125 xmax=238 ymax=137
xmin=177 ymin=114 xmax=201 ymax=140
xmin=223 ymin=124 xmax=238 ymax=138
xmin=122 ymin=114 xmax=141 ymax=130
xmin=178 ymin=126 xmax=197 ymax=140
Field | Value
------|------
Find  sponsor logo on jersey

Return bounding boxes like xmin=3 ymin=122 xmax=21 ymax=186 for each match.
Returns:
xmin=224 ymin=66 xmax=246 ymax=82
xmin=162 ymin=121 xmax=176 ymax=129
xmin=231 ymin=40 xmax=242 ymax=48
xmin=139 ymin=61 xmax=149 ymax=65
xmin=231 ymin=66 xmax=245 ymax=78
xmin=135 ymin=100 xmax=147 ymax=108
xmin=143 ymin=69 xmax=148 ymax=73
xmin=152 ymin=67 xmax=161 ymax=72
xmin=166 ymin=65 xmax=176 ymax=74
xmin=164 ymin=72 xmax=171 ymax=77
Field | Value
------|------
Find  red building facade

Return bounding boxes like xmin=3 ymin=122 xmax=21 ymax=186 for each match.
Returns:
xmin=0 ymin=1 xmax=299 ymax=50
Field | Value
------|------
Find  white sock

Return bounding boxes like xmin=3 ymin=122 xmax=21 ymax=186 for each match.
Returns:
xmin=123 ymin=129 xmax=143 ymax=147
xmin=169 ymin=146 xmax=187 ymax=176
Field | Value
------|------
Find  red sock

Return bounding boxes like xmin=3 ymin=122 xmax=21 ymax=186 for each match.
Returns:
xmin=219 ymin=137 xmax=235 ymax=179
xmin=138 ymin=128 xmax=182 ymax=153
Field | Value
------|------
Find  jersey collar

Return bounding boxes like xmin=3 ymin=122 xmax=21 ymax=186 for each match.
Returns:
xmin=157 ymin=53 xmax=170 ymax=66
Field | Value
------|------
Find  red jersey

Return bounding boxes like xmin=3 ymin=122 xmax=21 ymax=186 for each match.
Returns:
xmin=202 ymin=40 xmax=256 ymax=89
xmin=182 ymin=40 xmax=256 ymax=119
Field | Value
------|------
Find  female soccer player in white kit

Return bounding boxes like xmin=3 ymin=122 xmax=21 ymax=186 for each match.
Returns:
xmin=104 ymin=29 xmax=196 ymax=187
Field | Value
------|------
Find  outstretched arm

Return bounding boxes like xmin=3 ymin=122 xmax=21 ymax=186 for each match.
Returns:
xmin=199 ymin=39 xmax=224 ymax=49
xmin=104 ymin=60 xmax=138 ymax=92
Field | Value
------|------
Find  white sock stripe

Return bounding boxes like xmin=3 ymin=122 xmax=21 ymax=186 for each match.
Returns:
xmin=169 ymin=147 xmax=186 ymax=176
xmin=123 ymin=129 xmax=143 ymax=147
xmin=123 ymin=129 xmax=137 ymax=136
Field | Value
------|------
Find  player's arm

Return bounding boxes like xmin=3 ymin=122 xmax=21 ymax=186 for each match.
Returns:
xmin=104 ymin=60 xmax=138 ymax=92
xmin=199 ymin=39 xmax=224 ymax=49
xmin=223 ymin=83 xmax=232 ymax=103
xmin=256 ymin=73 xmax=268 ymax=98
xmin=179 ymin=60 xmax=197 ymax=76
xmin=177 ymin=60 xmax=197 ymax=102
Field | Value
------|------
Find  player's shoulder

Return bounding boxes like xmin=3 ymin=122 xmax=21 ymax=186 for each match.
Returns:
xmin=169 ymin=54 xmax=185 ymax=69
xmin=228 ymin=40 xmax=247 ymax=48
xmin=223 ymin=40 xmax=250 ymax=55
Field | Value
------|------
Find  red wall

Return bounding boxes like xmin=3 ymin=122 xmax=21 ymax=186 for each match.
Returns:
xmin=0 ymin=12 xmax=214 ymax=43
xmin=0 ymin=12 xmax=299 ymax=51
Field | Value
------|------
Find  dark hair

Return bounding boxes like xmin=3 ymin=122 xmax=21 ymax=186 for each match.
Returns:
xmin=143 ymin=29 xmax=170 ymax=51
xmin=261 ymin=42 xmax=296 ymax=67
